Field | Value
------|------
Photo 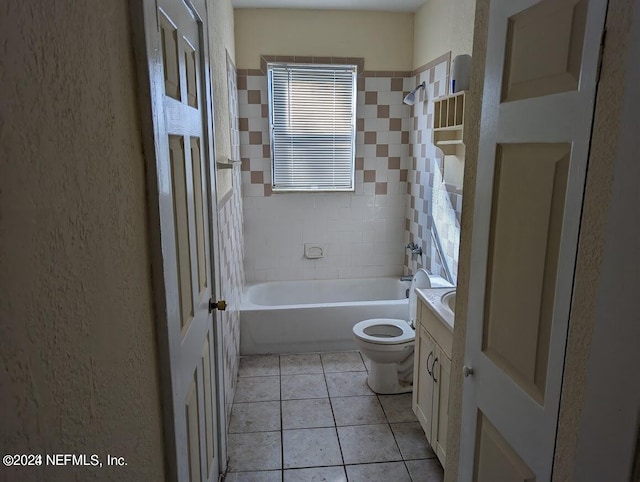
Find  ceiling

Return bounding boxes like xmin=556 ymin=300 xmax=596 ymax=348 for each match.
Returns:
xmin=231 ymin=0 xmax=427 ymax=12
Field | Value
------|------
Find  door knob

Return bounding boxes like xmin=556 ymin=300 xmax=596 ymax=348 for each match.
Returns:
xmin=208 ymin=299 xmax=227 ymax=313
xmin=463 ymin=366 xmax=474 ymax=377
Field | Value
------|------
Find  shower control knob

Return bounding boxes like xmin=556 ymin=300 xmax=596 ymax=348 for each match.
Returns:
xmin=463 ymin=366 xmax=474 ymax=377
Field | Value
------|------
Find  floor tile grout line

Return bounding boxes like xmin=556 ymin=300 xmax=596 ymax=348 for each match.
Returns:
xmin=278 ymin=354 xmax=284 ymax=473
xmin=320 ymin=354 xmax=346 ymax=470
xmin=405 ymin=458 xmax=414 ymax=481
xmin=230 ymin=419 xmax=421 ymax=435
xmin=227 ymin=457 xmax=433 ymax=476
xmin=388 ymin=420 xmax=412 ymax=471
xmin=230 ymin=352 xmax=440 ymax=479
xmin=362 ymin=345 xmax=409 ymax=476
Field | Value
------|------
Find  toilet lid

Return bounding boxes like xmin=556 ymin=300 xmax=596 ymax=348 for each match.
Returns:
xmin=353 ymin=318 xmax=415 ymax=345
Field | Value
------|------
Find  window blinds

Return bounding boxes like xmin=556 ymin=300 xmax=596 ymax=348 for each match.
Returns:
xmin=268 ymin=63 xmax=357 ymax=191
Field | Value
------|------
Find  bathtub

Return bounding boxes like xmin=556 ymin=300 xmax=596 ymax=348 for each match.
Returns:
xmin=240 ymin=277 xmax=411 ymax=355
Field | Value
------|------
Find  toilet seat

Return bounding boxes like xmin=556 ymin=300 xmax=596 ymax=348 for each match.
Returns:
xmin=353 ymin=318 xmax=414 ymax=345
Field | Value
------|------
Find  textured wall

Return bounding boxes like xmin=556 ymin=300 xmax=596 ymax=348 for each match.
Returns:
xmin=0 ymin=1 xmax=165 ymax=481
xmin=208 ymin=0 xmax=237 ymax=200
xmin=234 ymin=9 xmax=414 ymax=71
xmin=446 ymin=1 xmax=635 ymax=481
xmin=413 ymin=0 xmax=476 ymax=70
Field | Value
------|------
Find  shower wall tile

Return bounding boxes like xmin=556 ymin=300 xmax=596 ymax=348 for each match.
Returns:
xmin=237 ymin=56 xmax=410 ymax=282
xmin=237 ymin=53 xmax=462 ymax=284
xmin=220 ymin=55 xmax=245 ymax=426
xmin=404 ymin=53 xmax=463 ymax=284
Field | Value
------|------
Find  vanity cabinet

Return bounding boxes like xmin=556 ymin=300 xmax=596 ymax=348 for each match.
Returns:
xmin=412 ymin=297 xmax=453 ymax=467
xmin=414 ymin=325 xmax=436 ymax=436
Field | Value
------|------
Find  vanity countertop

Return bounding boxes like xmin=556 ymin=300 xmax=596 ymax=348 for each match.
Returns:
xmin=415 ymin=287 xmax=456 ymax=332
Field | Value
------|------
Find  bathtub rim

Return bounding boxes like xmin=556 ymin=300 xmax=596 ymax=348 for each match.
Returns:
xmin=240 ymin=276 xmax=411 ymax=310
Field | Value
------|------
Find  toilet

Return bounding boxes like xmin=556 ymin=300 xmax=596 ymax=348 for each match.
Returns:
xmin=353 ymin=269 xmax=432 ymax=394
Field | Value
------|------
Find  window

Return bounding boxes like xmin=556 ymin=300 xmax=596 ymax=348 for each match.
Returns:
xmin=268 ymin=63 xmax=357 ymax=192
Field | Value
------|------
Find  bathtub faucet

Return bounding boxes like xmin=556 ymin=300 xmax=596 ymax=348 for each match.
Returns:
xmin=405 ymin=243 xmax=423 ymax=256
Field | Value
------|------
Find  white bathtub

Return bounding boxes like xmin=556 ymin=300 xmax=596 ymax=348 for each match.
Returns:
xmin=240 ymin=277 xmax=411 ymax=355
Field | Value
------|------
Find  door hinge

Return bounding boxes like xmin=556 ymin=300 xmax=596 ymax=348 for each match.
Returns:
xmin=208 ymin=299 xmax=227 ymax=313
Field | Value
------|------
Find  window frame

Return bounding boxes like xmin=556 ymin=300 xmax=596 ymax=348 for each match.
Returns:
xmin=267 ymin=62 xmax=358 ymax=193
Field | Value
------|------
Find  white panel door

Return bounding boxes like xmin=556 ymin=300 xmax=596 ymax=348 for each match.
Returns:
xmin=458 ymin=0 xmax=607 ymax=480
xmin=135 ymin=0 xmax=225 ymax=480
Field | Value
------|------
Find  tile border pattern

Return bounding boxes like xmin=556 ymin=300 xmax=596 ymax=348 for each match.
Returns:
xmin=237 ymin=55 xmax=411 ymax=199
xmin=236 ymin=51 xmax=462 ymax=280
xmin=404 ymin=52 xmax=463 ymax=282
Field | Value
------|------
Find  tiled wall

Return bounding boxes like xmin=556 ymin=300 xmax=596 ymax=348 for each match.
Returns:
xmin=237 ymin=56 xmax=412 ymax=282
xmin=404 ymin=53 xmax=463 ymax=284
xmin=219 ymin=55 xmax=245 ymax=424
xmin=236 ymin=54 xmax=463 ymax=284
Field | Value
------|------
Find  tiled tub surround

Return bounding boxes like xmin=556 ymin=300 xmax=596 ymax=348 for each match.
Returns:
xmin=237 ymin=56 xmax=412 ymax=282
xmin=219 ymin=56 xmax=245 ymax=424
xmin=218 ymin=168 xmax=245 ymax=424
xmin=226 ymin=351 xmax=444 ymax=481
xmin=404 ymin=53 xmax=463 ymax=284
xmin=237 ymin=54 xmax=463 ymax=283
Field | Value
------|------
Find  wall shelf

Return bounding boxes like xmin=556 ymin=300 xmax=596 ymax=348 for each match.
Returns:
xmin=436 ymin=140 xmax=463 ymax=146
xmin=432 ymin=91 xmax=467 ymax=186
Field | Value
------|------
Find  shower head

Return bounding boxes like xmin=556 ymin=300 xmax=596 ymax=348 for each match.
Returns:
xmin=403 ymin=82 xmax=426 ymax=105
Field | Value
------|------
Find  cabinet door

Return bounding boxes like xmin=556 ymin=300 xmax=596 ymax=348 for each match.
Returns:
xmin=432 ymin=347 xmax=451 ymax=466
xmin=413 ymin=325 xmax=436 ymax=442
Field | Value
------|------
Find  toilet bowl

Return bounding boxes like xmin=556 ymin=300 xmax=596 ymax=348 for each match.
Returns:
xmin=353 ymin=269 xmax=432 ymax=394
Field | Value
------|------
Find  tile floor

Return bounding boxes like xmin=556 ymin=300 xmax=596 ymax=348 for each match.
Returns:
xmin=225 ymin=351 xmax=444 ymax=482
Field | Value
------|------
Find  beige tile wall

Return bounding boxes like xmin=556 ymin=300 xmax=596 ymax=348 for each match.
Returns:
xmin=405 ymin=53 xmax=462 ymax=283
xmin=236 ymin=54 xmax=463 ymax=282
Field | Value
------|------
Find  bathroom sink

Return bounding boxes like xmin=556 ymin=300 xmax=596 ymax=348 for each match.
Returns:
xmin=442 ymin=290 xmax=456 ymax=314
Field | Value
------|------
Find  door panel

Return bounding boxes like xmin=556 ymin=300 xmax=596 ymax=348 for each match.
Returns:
xmin=169 ymin=135 xmax=195 ymax=331
xmin=185 ymin=375 xmax=202 ymax=482
xmin=191 ymin=137 xmax=208 ymax=296
xmin=474 ymin=412 xmax=536 ymax=482
xmin=458 ymin=0 xmax=606 ymax=479
xmin=185 ymin=45 xmax=198 ymax=108
xmin=201 ymin=335 xmax=215 ymax=476
xmin=160 ymin=15 xmax=181 ymax=100
xmin=502 ymin=0 xmax=589 ymax=102
xmin=483 ymin=143 xmax=570 ymax=404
